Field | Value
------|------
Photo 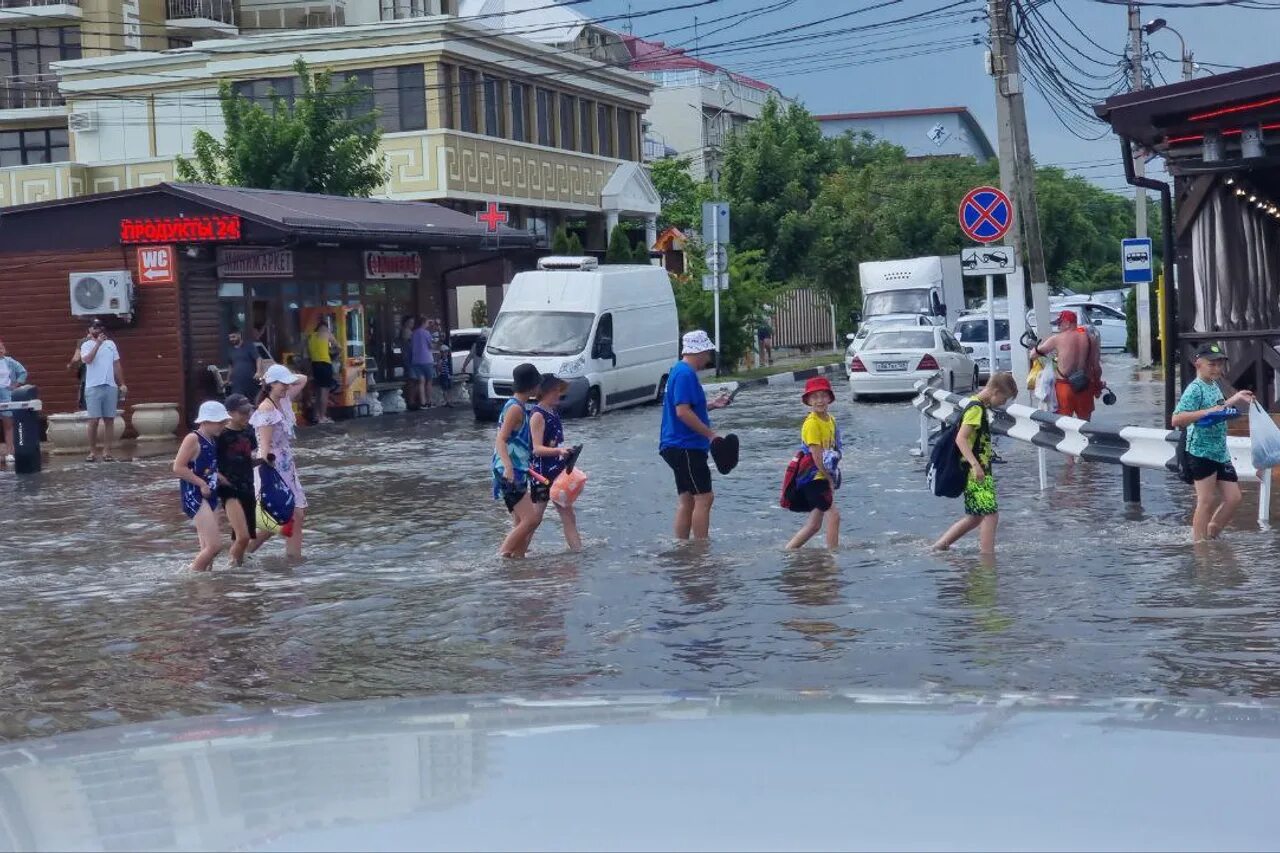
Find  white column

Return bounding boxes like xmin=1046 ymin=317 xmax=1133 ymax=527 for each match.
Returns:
xmin=645 ymin=216 xmax=657 ymax=253
xmin=606 ymin=211 xmax=620 ymax=233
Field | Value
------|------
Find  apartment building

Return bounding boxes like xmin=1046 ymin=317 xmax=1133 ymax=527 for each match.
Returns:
xmin=622 ymin=34 xmax=783 ymax=181
xmin=0 ymin=0 xmax=660 ymax=248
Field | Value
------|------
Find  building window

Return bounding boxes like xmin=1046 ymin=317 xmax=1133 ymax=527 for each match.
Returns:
xmin=440 ymin=65 xmax=455 ymax=129
xmin=535 ymin=87 xmax=552 ymax=147
xmin=558 ymin=93 xmax=575 ymax=151
xmin=232 ymin=76 xmax=297 ymax=108
xmin=458 ymin=68 xmax=477 ymax=133
xmin=618 ymin=109 xmax=635 ymax=161
xmin=597 ymin=103 xmax=614 ymax=158
xmin=0 ymin=26 xmax=80 ymax=109
xmin=0 ymin=127 xmax=68 ymax=166
xmin=510 ymin=82 xmax=527 ymax=142
xmin=578 ymin=98 xmax=593 ymax=154
xmin=483 ymin=75 xmax=501 ymax=137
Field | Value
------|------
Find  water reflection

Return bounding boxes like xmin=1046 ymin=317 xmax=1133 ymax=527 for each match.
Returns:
xmin=6 ymin=357 xmax=1280 ymax=738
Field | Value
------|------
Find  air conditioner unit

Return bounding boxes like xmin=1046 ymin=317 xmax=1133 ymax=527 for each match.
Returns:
xmin=68 ymin=111 xmax=97 ymax=133
xmin=70 ymin=271 xmax=134 ymax=317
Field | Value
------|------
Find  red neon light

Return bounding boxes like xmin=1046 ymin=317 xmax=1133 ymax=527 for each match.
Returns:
xmin=1182 ymin=97 xmax=1280 ymax=123
xmin=120 ymin=215 xmax=242 ymax=244
xmin=1165 ymin=122 xmax=1280 ymax=146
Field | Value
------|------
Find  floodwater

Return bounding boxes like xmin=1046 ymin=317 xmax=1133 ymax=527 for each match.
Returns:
xmin=3 ymin=355 xmax=1280 ymax=741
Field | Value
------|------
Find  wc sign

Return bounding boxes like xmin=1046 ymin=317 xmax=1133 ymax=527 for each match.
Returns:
xmin=137 ymin=244 xmax=176 ymax=285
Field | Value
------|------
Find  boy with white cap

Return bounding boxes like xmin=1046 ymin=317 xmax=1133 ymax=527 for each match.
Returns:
xmin=172 ymin=400 xmax=230 ymax=571
xmin=659 ymin=330 xmax=731 ymax=540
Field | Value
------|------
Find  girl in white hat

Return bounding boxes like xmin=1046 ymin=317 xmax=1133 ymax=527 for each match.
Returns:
xmin=172 ymin=400 xmax=230 ymax=571
xmin=252 ymin=363 xmax=310 ymax=559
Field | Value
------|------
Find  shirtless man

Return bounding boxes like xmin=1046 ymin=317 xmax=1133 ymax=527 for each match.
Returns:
xmin=1029 ymin=309 xmax=1104 ymax=419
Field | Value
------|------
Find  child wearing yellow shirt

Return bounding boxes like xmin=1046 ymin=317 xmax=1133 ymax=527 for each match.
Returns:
xmin=786 ymin=377 xmax=842 ymax=550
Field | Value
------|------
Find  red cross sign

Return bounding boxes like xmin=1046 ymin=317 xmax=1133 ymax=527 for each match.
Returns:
xmin=477 ymin=201 xmax=509 ymax=232
xmin=958 ymin=186 xmax=1013 ymax=244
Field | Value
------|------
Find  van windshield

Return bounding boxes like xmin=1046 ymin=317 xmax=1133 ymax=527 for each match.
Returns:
xmin=863 ymin=289 xmax=932 ymax=316
xmin=486 ymin=311 xmax=594 ymax=357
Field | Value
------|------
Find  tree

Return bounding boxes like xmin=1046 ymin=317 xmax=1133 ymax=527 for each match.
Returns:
xmin=551 ymin=224 xmax=571 ymax=254
xmin=567 ymin=231 xmax=584 ymax=255
xmin=633 ymin=232 xmax=653 ymax=263
xmin=605 ymin=223 xmax=634 ymax=264
xmin=470 ymin=299 xmax=488 ymax=327
xmin=674 ymin=247 xmax=781 ymax=369
xmin=176 ymin=58 xmax=388 ymax=197
xmin=650 ymin=157 xmax=702 ymax=231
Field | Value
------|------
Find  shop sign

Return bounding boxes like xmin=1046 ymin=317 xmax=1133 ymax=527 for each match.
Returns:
xmin=137 ymin=245 xmax=176 ymax=285
xmin=120 ymin=215 xmax=242 ymax=244
xmin=364 ymin=250 xmax=421 ymax=279
xmin=217 ymin=246 xmax=295 ymax=278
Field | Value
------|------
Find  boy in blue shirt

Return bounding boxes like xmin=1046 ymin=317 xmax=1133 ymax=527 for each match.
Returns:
xmin=659 ymin=330 xmax=731 ymax=540
xmin=1172 ymin=343 xmax=1254 ymax=542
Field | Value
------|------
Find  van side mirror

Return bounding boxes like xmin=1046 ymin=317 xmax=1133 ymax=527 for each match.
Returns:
xmin=848 ymin=310 xmax=862 ymax=324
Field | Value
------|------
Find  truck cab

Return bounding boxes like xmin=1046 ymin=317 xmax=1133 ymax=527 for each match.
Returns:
xmin=857 ymin=255 xmax=965 ymax=330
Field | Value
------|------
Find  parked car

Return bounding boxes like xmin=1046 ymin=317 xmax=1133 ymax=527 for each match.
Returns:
xmin=848 ymin=326 xmax=978 ymax=399
xmin=844 ymin=314 xmax=933 ymax=364
xmin=1029 ymin=301 xmax=1128 ymax=351
xmin=447 ymin=326 xmax=486 ymax=376
xmin=471 ymin=257 xmax=679 ymax=420
xmin=953 ymin=315 xmax=1012 ymax=379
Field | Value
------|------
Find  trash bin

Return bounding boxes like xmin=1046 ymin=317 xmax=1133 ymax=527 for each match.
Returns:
xmin=9 ymin=385 xmax=41 ymax=475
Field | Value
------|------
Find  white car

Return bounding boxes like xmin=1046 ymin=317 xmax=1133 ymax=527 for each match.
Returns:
xmin=953 ymin=315 xmax=1011 ymax=379
xmin=848 ymin=326 xmax=978 ymax=399
xmin=1029 ymin=301 xmax=1127 ymax=351
xmin=844 ymin=315 xmax=933 ymax=367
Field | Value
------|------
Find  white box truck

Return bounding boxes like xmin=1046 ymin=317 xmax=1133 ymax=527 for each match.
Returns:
xmin=857 ymin=255 xmax=965 ymax=329
xmin=471 ymin=257 xmax=679 ymax=420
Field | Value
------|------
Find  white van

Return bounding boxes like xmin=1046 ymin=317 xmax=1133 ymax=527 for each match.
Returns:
xmin=471 ymin=257 xmax=679 ymax=420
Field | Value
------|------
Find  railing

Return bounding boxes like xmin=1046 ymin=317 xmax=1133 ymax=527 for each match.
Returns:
xmin=0 ymin=0 xmax=80 ymax=7
xmin=0 ymin=73 xmax=63 ymax=109
xmin=380 ymin=0 xmax=429 ymax=20
xmin=166 ymin=0 xmax=235 ymax=24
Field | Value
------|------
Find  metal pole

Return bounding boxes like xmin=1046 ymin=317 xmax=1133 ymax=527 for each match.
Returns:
xmin=1130 ymin=3 xmax=1153 ymax=369
xmin=1261 ymin=468 xmax=1273 ymax=529
xmin=1038 ymin=446 xmax=1048 ymax=491
xmin=985 ymin=274 xmax=996 ymax=380
xmin=829 ymin=299 xmax=838 ymax=354
xmin=712 ymin=169 xmax=722 ymax=377
xmin=1122 ymin=465 xmax=1141 ymax=504
xmin=918 ymin=408 xmax=929 ymax=458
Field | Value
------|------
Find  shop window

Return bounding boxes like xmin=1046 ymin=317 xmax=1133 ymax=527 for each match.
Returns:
xmin=458 ymin=68 xmax=477 ymax=133
xmin=579 ymin=99 xmax=594 ymax=154
xmin=510 ymin=82 xmax=527 ymax=143
xmin=324 ymin=282 xmax=343 ymax=306
xmin=0 ymin=127 xmax=68 ymax=166
xmin=558 ymin=93 xmax=575 ymax=151
xmin=597 ymin=104 xmax=614 ymax=158
xmin=535 ymin=87 xmax=552 ymax=147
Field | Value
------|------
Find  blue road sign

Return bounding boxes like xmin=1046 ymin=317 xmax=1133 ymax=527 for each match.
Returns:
xmin=1122 ymin=237 xmax=1153 ymax=284
xmin=958 ymin=186 xmax=1013 ymax=244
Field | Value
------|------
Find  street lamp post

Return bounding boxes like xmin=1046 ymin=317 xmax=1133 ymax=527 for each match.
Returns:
xmin=1142 ymin=18 xmax=1193 ymax=82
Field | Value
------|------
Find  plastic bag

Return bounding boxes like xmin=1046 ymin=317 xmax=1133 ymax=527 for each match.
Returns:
xmin=1033 ymin=358 xmax=1056 ymax=409
xmin=1026 ymin=359 xmax=1043 ymax=393
xmin=1249 ymin=401 xmax=1280 ymax=471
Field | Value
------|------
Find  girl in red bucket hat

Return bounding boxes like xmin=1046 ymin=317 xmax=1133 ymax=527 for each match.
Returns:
xmin=783 ymin=376 xmax=842 ymax=549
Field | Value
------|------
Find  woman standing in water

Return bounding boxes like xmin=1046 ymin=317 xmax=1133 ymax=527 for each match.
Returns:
xmin=252 ymin=363 xmax=309 ymax=559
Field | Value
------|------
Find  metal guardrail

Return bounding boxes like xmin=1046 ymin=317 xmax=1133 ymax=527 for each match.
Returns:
xmin=913 ymin=380 xmax=1274 ymax=525
xmin=0 ymin=73 xmax=63 ymax=109
xmin=0 ymin=0 xmax=81 ymax=6
xmin=166 ymin=0 xmax=234 ymax=24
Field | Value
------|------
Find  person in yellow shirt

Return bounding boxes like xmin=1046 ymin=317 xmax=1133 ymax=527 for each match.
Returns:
xmin=786 ymin=376 xmax=842 ymax=550
xmin=307 ymin=320 xmax=337 ymax=424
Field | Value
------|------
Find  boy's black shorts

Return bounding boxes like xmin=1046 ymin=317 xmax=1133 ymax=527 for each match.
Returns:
xmin=1188 ymin=454 xmax=1238 ymax=483
xmin=787 ymin=478 xmax=833 ymax=513
xmin=660 ymin=448 xmax=713 ymax=495
xmin=216 ymin=485 xmax=258 ymax=539
xmin=500 ymin=480 xmax=528 ymax=513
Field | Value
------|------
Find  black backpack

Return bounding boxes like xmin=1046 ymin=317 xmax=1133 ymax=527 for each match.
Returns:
xmin=926 ymin=401 xmax=987 ymax=498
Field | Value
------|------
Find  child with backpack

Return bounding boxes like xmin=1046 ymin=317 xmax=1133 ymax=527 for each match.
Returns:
xmin=784 ymin=377 xmax=842 ymax=550
xmin=1172 ymin=343 xmax=1254 ymax=542
xmin=932 ymin=372 xmax=1018 ymax=554
xmin=493 ymin=363 xmax=543 ymax=558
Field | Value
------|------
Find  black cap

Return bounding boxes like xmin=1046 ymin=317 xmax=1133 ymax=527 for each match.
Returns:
xmin=224 ymin=393 xmax=253 ymax=413
xmin=513 ymin=362 xmax=541 ymax=393
xmin=1194 ymin=342 xmax=1228 ymax=362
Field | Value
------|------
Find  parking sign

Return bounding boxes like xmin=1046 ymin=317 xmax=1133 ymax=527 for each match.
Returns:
xmin=1122 ymin=237 xmax=1153 ymax=284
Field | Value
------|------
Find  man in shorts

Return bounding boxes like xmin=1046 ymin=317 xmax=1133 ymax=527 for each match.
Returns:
xmin=80 ymin=320 xmax=127 ymax=462
xmin=659 ymin=330 xmax=731 ymax=540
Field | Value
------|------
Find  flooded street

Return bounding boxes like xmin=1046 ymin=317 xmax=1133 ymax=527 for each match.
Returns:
xmin=4 ymin=355 xmax=1280 ymax=741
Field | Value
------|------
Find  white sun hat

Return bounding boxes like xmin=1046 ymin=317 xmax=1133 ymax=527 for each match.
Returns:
xmin=261 ymin=363 xmax=305 ymax=386
xmin=681 ymin=330 xmax=716 ymax=355
xmin=195 ymin=400 xmax=231 ymax=424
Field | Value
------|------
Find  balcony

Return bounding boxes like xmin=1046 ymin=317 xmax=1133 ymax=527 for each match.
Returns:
xmin=0 ymin=0 xmax=82 ymax=22
xmin=166 ymin=0 xmax=237 ymax=36
xmin=0 ymin=73 xmax=63 ymax=110
xmin=379 ymin=0 xmax=435 ymax=21
xmin=240 ymin=0 xmax=345 ymax=31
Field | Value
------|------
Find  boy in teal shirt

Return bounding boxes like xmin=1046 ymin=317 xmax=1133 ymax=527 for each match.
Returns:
xmin=1172 ymin=343 xmax=1255 ymax=542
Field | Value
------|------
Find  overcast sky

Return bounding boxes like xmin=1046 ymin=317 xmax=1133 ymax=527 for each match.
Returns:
xmin=582 ymin=0 xmax=1279 ymax=195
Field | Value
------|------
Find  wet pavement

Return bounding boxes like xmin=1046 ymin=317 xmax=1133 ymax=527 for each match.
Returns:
xmin=4 ymin=355 xmax=1280 ymax=741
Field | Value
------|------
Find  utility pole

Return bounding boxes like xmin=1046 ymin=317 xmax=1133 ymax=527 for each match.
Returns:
xmin=1129 ymin=3 xmax=1153 ymax=368
xmin=988 ymin=0 xmax=1052 ymax=346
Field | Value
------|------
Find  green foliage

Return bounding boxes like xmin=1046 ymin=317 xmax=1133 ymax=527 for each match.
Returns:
xmin=605 ymin=224 xmax=635 ymax=264
xmin=550 ymin=224 xmax=571 ymax=254
xmin=633 ymin=233 xmax=653 ymax=263
xmin=566 ymin=231 xmax=584 ymax=255
xmin=650 ymin=157 xmax=703 ymax=231
xmin=175 ymin=58 xmax=388 ymax=197
xmin=673 ymin=247 xmax=781 ymax=369
xmin=470 ymin=299 xmax=488 ymax=328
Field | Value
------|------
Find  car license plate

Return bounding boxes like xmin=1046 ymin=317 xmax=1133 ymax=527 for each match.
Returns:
xmin=878 ymin=361 xmax=908 ymax=371
xmin=976 ymin=357 xmax=989 ymax=367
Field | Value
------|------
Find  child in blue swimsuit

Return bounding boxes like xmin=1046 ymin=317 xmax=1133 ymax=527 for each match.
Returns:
xmin=172 ymin=401 xmax=230 ymax=571
xmin=493 ymin=363 xmax=542 ymax=558
xmin=530 ymin=373 xmax=582 ymax=552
